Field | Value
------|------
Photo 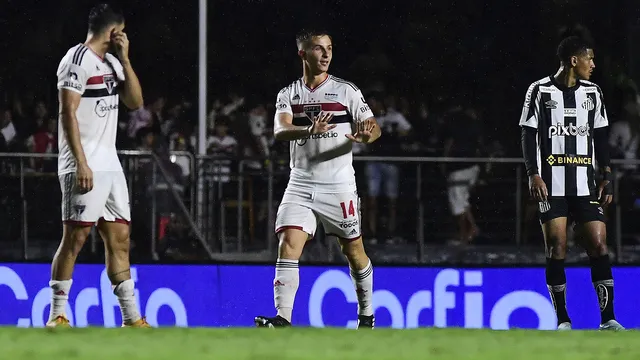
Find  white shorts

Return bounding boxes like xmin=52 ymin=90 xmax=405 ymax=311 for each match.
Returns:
xmin=275 ymin=189 xmax=362 ymax=241
xmin=447 ymin=165 xmax=480 ymax=216
xmin=59 ymin=171 xmax=131 ymax=226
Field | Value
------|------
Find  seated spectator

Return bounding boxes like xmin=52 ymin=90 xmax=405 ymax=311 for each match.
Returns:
xmin=26 ymin=117 xmax=58 ymax=172
xmin=206 ymin=117 xmax=237 ymax=183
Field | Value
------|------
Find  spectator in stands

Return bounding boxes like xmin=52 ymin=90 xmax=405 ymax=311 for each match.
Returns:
xmin=415 ymin=99 xmax=444 ymax=156
xmin=609 ymin=91 xmax=640 ymax=177
xmin=26 ymin=117 xmax=57 ymax=172
xmin=131 ymin=126 xmax=185 ymax=260
xmin=207 ymin=92 xmax=246 ymax=129
xmin=128 ymin=95 xmax=165 ymax=141
xmin=207 ymin=116 xmax=237 ymax=184
xmin=170 ymin=135 xmax=192 ymax=179
xmin=364 ymin=93 xmax=412 ymax=244
xmin=136 ymin=126 xmax=155 ymax=151
xmin=0 ymin=108 xmax=17 ymax=151
xmin=31 ymin=100 xmax=50 ymax=135
xmin=241 ymin=101 xmax=273 ymax=230
xmin=442 ymin=104 xmax=483 ymax=246
xmin=244 ymin=101 xmax=271 ymax=169
xmin=9 ymin=97 xmax=27 ymax=141
xmin=163 ymin=100 xmax=186 ymax=136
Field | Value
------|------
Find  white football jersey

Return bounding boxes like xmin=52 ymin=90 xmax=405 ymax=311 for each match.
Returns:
xmin=56 ymin=44 xmax=125 ymax=175
xmin=275 ymin=75 xmax=375 ymax=192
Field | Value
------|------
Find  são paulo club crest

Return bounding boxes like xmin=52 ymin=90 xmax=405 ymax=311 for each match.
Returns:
xmin=104 ymin=74 xmax=117 ymax=94
xmin=303 ymin=104 xmax=322 ymax=120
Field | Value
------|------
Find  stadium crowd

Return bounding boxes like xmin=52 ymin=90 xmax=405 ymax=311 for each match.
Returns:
xmin=1 ymin=11 xmax=640 ymax=261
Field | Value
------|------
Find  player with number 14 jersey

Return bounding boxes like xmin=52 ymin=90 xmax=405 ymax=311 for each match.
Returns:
xmin=255 ymin=30 xmax=382 ymax=329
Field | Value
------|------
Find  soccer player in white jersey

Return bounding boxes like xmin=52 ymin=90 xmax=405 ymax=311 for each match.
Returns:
xmin=255 ymin=30 xmax=382 ymax=329
xmin=46 ymin=4 xmax=149 ymax=328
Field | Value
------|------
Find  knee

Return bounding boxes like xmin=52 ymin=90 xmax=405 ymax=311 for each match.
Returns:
xmin=588 ymin=237 xmax=608 ymax=257
xmin=104 ymin=227 xmax=130 ymax=252
xmin=547 ymin=238 xmax=567 ymax=258
xmin=61 ymin=227 xmax=91 ymax=256
xmin=277 ymin=230 xmax=307 ymax=259
xmin=341 ymin=238 xmax=366 ymax=261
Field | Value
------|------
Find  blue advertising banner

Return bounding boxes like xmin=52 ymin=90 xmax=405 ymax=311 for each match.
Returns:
xmin=0 ymin=264 xmax=635 ymax=329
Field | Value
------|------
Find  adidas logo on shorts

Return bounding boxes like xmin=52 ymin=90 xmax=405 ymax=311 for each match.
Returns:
xmin=348 ymin=229 xmax=358 ymax=236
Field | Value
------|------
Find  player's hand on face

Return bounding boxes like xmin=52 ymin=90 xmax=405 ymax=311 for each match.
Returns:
xmin=346 ymin=118 xmax=375 ymax=143
xmin=111 ymin=31 xmax=130 ymax=60
xmin=598 ymin=179 xmax=613 ymax=207
xmin=528 ymin=174 xmax=548 ymax=202
xmin=76 ymin=163 xmax=94 ymax=194
xmin=309 ymin=112 xmax=336 ymax=134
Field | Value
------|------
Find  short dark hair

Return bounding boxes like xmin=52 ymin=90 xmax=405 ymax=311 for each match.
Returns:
xmin=296 ymin=29 xmax=332 ymax=50
xmin=88 ymin=3 xmax=124 ymax=34
xmin=557 ymin=36 xmax=592 ymax=65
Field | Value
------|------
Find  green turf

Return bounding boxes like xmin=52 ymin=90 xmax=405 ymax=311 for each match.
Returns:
xmin=1 ymin=327 xmax=637 ymax=359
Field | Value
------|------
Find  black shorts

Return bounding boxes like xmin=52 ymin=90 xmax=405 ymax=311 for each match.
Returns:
xmin=538 ymin=196 xmax=606 ymax=224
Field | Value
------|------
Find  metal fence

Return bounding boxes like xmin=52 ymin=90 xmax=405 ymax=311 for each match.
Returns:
xmin=0 ymin=150 xmax=211 ymax=261
xmin=2 ymin=152 xmax=640 ymax=264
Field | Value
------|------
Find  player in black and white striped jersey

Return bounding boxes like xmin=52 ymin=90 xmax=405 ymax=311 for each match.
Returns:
xmin=520 ymin=36 xmax=623 ymax=331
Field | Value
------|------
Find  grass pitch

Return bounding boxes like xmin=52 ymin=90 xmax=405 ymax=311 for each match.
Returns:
xmin=2 ymin=327 xmax=637 ymax=359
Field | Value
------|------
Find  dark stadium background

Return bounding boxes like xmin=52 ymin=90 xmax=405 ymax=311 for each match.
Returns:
xmin=1 ymin=0 xmax=640 ymax=265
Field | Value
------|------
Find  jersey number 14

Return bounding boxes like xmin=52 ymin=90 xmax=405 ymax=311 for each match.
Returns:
xmin=340 ymin=200 xmax=356 ymax=219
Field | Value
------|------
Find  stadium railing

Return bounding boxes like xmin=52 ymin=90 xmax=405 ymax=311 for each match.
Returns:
xmin=0 ymin=150 xmax=215 ymax=261
xmin=194 ymin=155 xmax=640 ymax=264
xmin=2 ymin=152 xmax=640 ymax=264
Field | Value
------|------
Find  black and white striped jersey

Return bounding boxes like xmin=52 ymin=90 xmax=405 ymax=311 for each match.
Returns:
xmin=519 ymin=76 xmax=609 ymax=197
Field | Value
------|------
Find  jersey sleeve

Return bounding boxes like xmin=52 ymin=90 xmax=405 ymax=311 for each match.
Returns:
xmin=274 ymin=87 xmax=293 ymax=116
xmin=346 ymin=87 xmax=374 ymax=123
xmin=518 ymin=82 xmax=540 ymax=129
xmin=56 ymin=57 xmax=89 ymax=95
xmin=594 ymin=86 xmax=609 ymax=129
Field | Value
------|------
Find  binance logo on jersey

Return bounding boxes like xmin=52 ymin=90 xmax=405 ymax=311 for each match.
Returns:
xmin=546 ymin=155 xmax=556 ymax=165
xmin=548 ymin=122 xmax=590 ymax=138
xmin=547 ymin=154 xmax=592 ymax=166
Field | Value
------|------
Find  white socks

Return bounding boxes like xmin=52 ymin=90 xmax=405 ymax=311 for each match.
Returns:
xmin=112 ymin=279 xmax=141 ymax=324
xmin=350 ymin=260 xmax=374 ymax=316
xmin=49 ymin=278 xmax=141 ymax=324
xmin=273 ymin=258 xmax=374 ymax=322
xmin=273 ymin=258 xmax=299 ymax=322
xmin=49 ymin=279 xmax=72 ymax=321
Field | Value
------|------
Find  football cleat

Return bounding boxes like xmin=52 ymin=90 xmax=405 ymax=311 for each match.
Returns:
xmin=254 ymin=315 xmax=291 ymax=328
xmin=599 ymin=319 xmax=625 ymax=331
xmin=557 ymin=322 xmax=572 ymax=331
xmin=357 ymin=315 xmax=375 ymax=329
xmin=46 ymin=315 xmax=71 ymax=329
xmin=122 ymin=317 xmax=151 ymax=328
